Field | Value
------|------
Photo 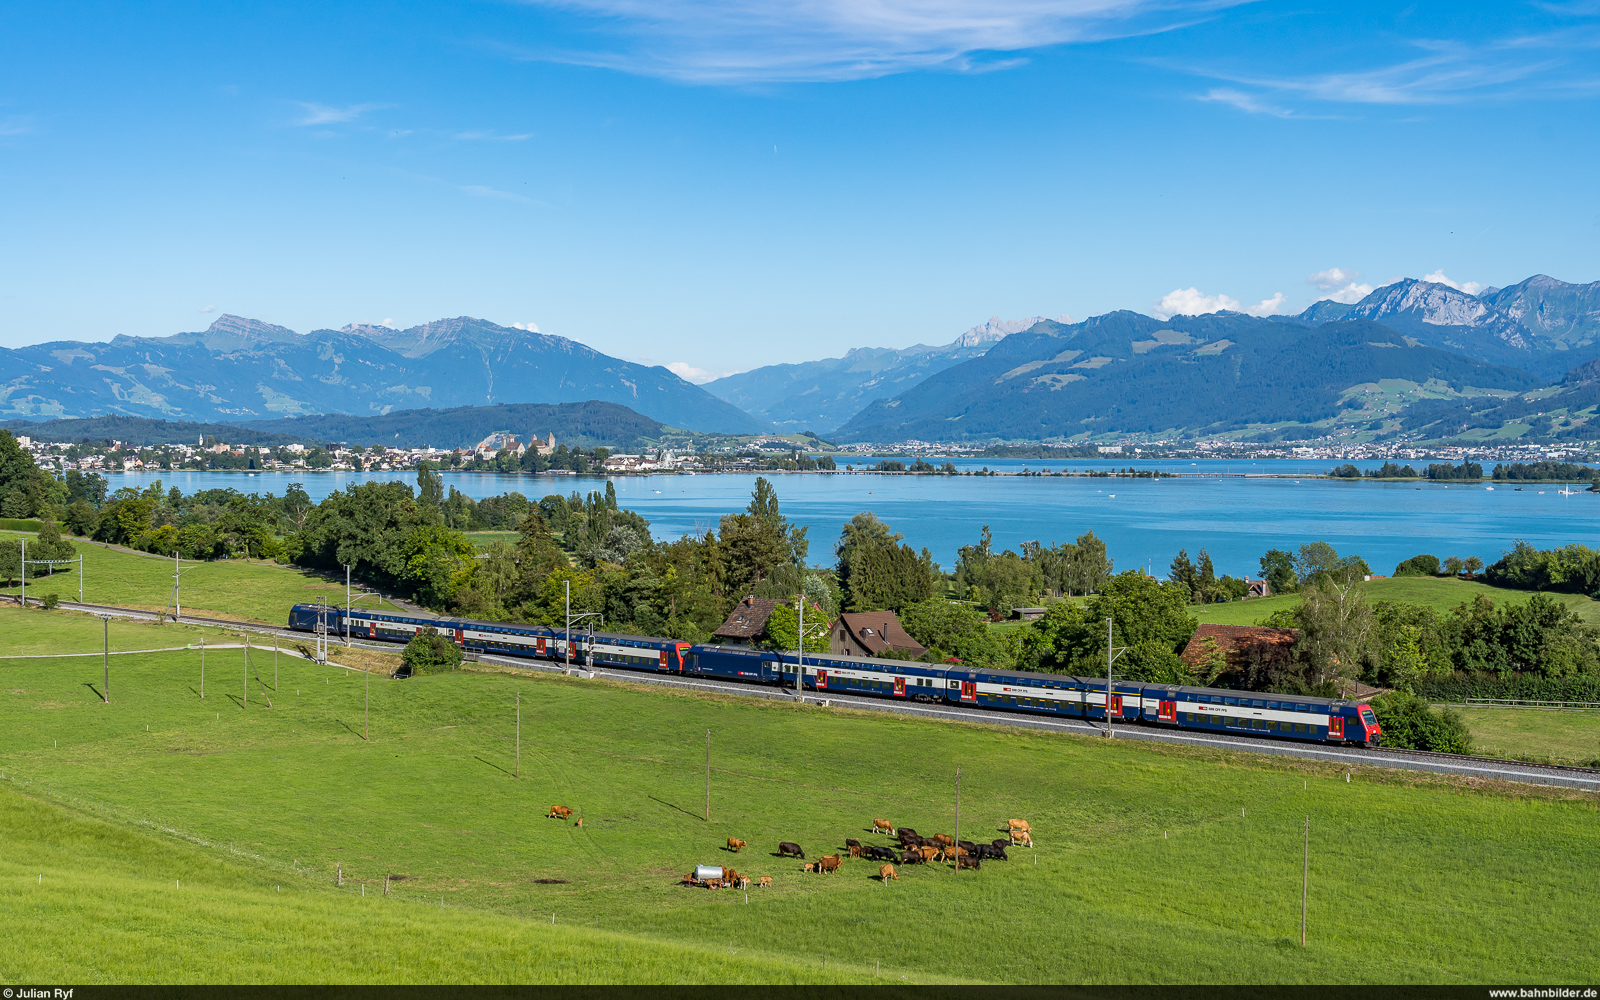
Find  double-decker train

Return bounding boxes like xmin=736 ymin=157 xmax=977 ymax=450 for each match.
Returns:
xmin=289 ymin=604 xmax=1382 ymax=747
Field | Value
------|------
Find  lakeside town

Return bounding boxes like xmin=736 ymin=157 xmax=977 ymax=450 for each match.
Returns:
xmin=11 ymin=427 xmax=1597 ymax=478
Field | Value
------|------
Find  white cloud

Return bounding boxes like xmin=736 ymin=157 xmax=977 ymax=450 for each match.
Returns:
xmin=509 ymin=0 xmax=1246 ymax=84
xmin=667 ymin=361 xmax=741 ymax=384
xmin=512 ymin=321 xmax=541 ymax=332
xmin=1244 ymin=292 xmax=1292 ymax=317
xmin=1423 ymin=269 xmax=1486 ymax=295
xmin=197 ymin=305 xmax=215 ymax=313
xmin=381 ymin=318 xmax=396 ymax=328
xmin=296 ymin=102 xmax=387 ymax=126
xmin=1153 ymin=287 xmax=1240 ymax=320
xmin=1197 ymin=87 xmax=1294 ymax=117
xmin=1307 ymin=268 xmax=1373 ymax=304
xmin=0 ymin=116 xmax=33 ymax=136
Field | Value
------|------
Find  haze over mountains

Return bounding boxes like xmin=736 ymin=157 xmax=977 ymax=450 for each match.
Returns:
xmin=2 ymin=274 xmax=1597 ymax=445
xmin=703 ymin=314 xmax=1072 ymax=432
xmin=0 ymin=315 xmax=765 ymax=434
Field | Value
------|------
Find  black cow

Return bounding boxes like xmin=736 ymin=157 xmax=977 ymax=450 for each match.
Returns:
xmin=896 ymin=827 xmax=920 ymax=846
xmin=899 ymin=850 xmax=921 ymax=866
xmin=975 ymin=844 xmax=1008 ymax=861
xmin=991 ymin=839 xmax=1010 ymax=850
xmin=955 ymin=854 xmax=980 ymax=870
xmin=844 ymin=838 xmax=861 ymax=852
xmin=778 ymin=842 xmax=805 ymax=859
xmin=987 ymin=843 xmax=1008 ymax=861
xmin=869 ymin=845 xmax=895 ymax=862
xmin=957 ymin=840 xmax=977 ymax=854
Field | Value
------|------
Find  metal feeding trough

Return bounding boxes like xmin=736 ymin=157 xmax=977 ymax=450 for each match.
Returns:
xmin=694 ymin=865 xmax=724 ymax=882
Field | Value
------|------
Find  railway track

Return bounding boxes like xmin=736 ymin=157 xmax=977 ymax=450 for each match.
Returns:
xmin=23 ymin=598 xmax=1600 ymax=792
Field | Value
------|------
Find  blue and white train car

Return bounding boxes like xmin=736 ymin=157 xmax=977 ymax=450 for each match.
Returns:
xmin=774 ymin=650 xmax=950 ymax=700
xmin=684 ymin=645 xmax=784 ymax=683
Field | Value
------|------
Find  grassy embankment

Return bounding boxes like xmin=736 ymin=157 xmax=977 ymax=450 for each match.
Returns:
xmin=1191 ymin=575 xmax=1600 ymax=627
xmin=1452 ymin=708 xmax=1600 ymax=765
xmin=0 ymin=530 xmax=409 ymax=623
xmin=2 ymin=604 xmax=1596 ymax=984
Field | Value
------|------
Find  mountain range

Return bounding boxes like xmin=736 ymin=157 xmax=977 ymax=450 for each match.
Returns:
xmin=0 ymin=315 xmax=765 ymax=434
xmin=703 ymin=314 xmax=1071 ymax=432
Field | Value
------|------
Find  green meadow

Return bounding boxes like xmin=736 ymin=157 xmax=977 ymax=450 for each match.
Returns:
xmin=2 ymin=605 xmax=1596 ymax=984
xmin=0 ymin=531 xmax=408 ymax=623
xmin=1192 ymin=575 xmax=1600 ymax=627
xmin=1455 ymin=708 xmax=1600 ymax=766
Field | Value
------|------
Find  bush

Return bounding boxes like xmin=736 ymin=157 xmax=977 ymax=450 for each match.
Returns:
xmin=1393 ymin=554 xmax=1441 ymax=577
xmin=401 ymin=627 xmax=462 ymax=675
xmin=1412 ymin=673 xmax=1600 ymax=703
xmin=40 ymin=592 xmax=59 ymax=610
xmin=1370 ymin=692 xmax=1473 ymax=752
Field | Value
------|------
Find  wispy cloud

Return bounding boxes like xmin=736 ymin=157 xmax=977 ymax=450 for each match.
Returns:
xmin=1153 ymin=287 xmax=1291 ymax=320
xmin=197 ymin=305 xmax=215 ymax=313
xmin=454 ymin=130 xmax=535 ymax=141
xmin=505 ymin=0 xmax=1246 ymax=84
xmin=296 ymin=102 xmax=389 ymax=126
xmin=1182 ymin=22 xmax=1600 ymax=112
xmin=0 ymin=116 xmax=34 ymax=136
xmin=458 ymin=184 xmax=538 ymax=204
xmin=1307 ymin=268 xmax=1373 ymax=304
xmin=1423 ymin=269 xmax=1486 ymax=295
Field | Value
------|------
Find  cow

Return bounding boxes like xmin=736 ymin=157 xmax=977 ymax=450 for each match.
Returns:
xmin=916 ymin=845 xmax=941 ymax=863
xmin=802 ymin=862 xmax=815 ymax=873
xmin=818 ymin=854 xmax=843 ymax=874
xmin=778 ymin=842 xmax=805 ymax=859
xmin=957 ymin=840 xmax=977 ymax=854
xmin=872 ymin=818 xmax=895 ymax=836
xmin=979 ymin=843 xmax=1007 ymax=861
xmin=879 ymin=863 xmax=898 ymax=884
xmin=758 ymin=876 xmax=772 ymax=888
xmin=844 ymin=837 xmax=862 ymax=851
xmin=956 ymin=854 xmax=980 ymax=870
xmin=991 ymin=839 xmax=1010 ymax=850
xmin=1008 ymin=819 xmax=1032 ymax=835
xmin=896 ymin=827 xmax=920 ymax=846
xmin=547 ymin=806 xmax=573 ymax=819
xmin=899 ymin=850 xmax=921 ymax=866
xmin=726 ymin=871 xmax=747 ymax=888
xmin=847 ymin=844 xmax=863 ymax=858
xmin=1012 ymin=829 xmax=1034 ymax=848
xmin=932 ymin=834 xmax=954 ymax=848
xmin=726 ymin=837 xmax=747 ymax=853
xmin=574 ymin=817 xmax=584 ymax=828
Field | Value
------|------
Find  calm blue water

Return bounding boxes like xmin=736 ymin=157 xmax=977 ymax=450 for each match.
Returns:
xmin=100 ymin=461 xmax=1597 ymax=579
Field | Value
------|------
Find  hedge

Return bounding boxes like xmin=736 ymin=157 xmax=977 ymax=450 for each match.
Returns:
xmin=1415 ymin=673 xmax=1600 ymax=703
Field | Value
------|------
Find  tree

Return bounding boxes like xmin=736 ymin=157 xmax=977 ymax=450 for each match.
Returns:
xmin=1462 ymin=555 xmax=1484 ymax=579
xmin=416 ymin=461 xmax=444 ymax=509
xmin=402 ymin=627 xmax=462 ymax=675
xmin=1259 ymin=549 xmax=1297 ymax=595
xmin=719 ymin=478 xmax=807 ymax=597
xmin=955 ymin=526 xmax=1037 ymax=612
xmin=1369 ymin=693 xmax=1472 ymax=752
xmin=1168 ymin=549 xmax=1198 ymax=601
xmin=1022 ymin=571 xmax=1196 ymax=679
xmin=899 ymin=598 xmax=1002 ymax=665
xmin=835 ymin=512 xmax=937 ymax=612
xmin=763 ymin=600 xmax=830 ymax=653
xmin=1294 ymin=577 xmax=1377 ymax=692
xmin=1393 ymin=554 xmax=1441 ymax=577
xmin=1196 ymin=549 xmax=1217 ymax=603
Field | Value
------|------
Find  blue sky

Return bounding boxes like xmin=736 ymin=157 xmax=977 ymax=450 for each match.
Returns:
xmin=1 ymin=1 xmax=1597 ymax=379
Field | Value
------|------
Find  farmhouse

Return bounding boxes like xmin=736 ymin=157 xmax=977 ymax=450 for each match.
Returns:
xmin=1179 ymin=623 xmax=1299 ymax=673
xmin=711 ymin=595 xmax=785 ymax=646
xmin=830 ymin=612 xmax=926 ymax=659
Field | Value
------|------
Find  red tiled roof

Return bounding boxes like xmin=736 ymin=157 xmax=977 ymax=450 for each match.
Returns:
xmin=838 ymin=612 xmax=927 ymax=657
xmin=1180 ymin=623 xmax=1299 ymax=668
xmin=712 ymin=595 xmax=785 ymax=640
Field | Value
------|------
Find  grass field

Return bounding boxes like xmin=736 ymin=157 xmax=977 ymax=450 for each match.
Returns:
xmin=1454 ymin=708 xmax=1600 ymax=766
xmin=1192 ymin=576 xmax=1600 ymax=627
xmin=0 ymin=530 xmax=409 ymax=623
xmin=2 ymin=604 xmax=1596 ymax=984
xmin=465 ymin=531 xmax=520 ymax=549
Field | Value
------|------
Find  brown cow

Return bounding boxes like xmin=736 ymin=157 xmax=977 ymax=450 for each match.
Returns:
xmin=574 ymin=817 xmax=584 ymax=828
xmin=1008 ymin=819 xmax=1032 ymax=834
xmin=802 ymin=862 xmax=815 ymax=873
xmin=547 ymin=806 xmax=573 ymax=819
xmin=956 ymin=854 xmax=980 ymax=870
xmin=847 ymin=844 xmax=863 ymax=858
xmin=758 ymin=876 xmax=772 ymax=888
xmin=879 ymin=863 xmax=898 ymax=883
xmin=818 ymin=854 xmax=842 ymax=874
xmin=916 ymin=845 xmax=940 ymax=863
xmin=727 ymin=837 xmax=747 ymax=853
xmin=932 ymin=833 xmax=954 ymax=847
xmin=872 ymin=818 xmax=895 ymax=836
xmin=1012 ymin=829 xmax=1034 ymax=847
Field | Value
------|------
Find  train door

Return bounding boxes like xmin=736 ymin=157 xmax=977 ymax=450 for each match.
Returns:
xmin=1108 ymin=693 xmax=1123 ymax=718
xmin=960 ymin=681 xmax=977 ymax=703
xmin=894 ymin=677 xmax=906 ymax=698
xmin=368 ymin=622 xmax=377 ymax=638
xmin=1158 ymin=700 xmax=1177 ymax=722
xmin=658 ymin=650 xmax=669 ymax=670
xmin=454 ymin=628 xmax=465 ymax=645
xmin=816 ymin=669 xmax=829 ymax=689
xmin=1328 ymin=716 xmax=1344 ymax=740
xmin=535 ymin=636 xmax=547 ymax=656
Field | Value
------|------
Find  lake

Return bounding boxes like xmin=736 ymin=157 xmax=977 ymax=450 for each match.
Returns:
xmin=98 ymin=461 xmax=1597 ymax=580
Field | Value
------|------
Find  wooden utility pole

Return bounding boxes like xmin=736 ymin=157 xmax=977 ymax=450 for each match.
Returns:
xmin=102 ymin=617 xmax=109 ymax=703
xmin=1301 ymin=816 xmax=1309 ymax=946
xmin=365 ymin=664 xmax=370 ymax=740
xmin=273 ymin=635 xmax=278 ymax=690
xmin=200 ymin=637 xmax=205 ymax=699
xmin=704 ymin=729 xmax=711 ymax=821
xmin=954 ymin=766 xmax=961 ymax=874
xmin=243 ymin=640 xmax=248 ymax=707
xmin=516 ymin=691 xmax=521 ymax=778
